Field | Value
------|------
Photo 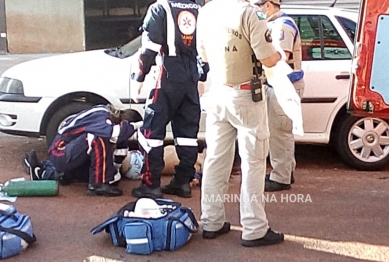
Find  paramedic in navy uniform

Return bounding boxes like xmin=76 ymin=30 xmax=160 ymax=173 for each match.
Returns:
xmin=131 ymin=0 xmax=208 ymax=199
xmin=48 ymin=104 xmax=142 ymax=197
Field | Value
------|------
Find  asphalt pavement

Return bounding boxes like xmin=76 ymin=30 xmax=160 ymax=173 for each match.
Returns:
xmin=0 ymin=136 xmax=388 ymax=262
xmin=0 ymin=53 xmax=389 ymax=262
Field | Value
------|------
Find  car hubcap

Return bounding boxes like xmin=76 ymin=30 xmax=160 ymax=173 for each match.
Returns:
xmin=348 ymin=117 xmax=389 ymax=163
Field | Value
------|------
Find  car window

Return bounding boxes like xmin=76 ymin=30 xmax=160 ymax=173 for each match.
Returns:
xmin=336 ymin=16 xmax=356 ymax=43
xmin=84 ymin=0 xmax=155 ymax=49
xmin=290 ymin=15 xmax=352 ymax=61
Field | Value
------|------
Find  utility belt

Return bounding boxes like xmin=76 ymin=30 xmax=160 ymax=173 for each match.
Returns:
xmin=226 ymin=82 xmax=251 ymax=90
xmin=91 ymin=199 xmax=198 ymax=255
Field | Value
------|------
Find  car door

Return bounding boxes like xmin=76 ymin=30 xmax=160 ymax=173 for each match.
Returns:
xmin=348 ymin=0 xmax=389 ymax=119
xmin=286 ymin=10 xmax=355 ymax=136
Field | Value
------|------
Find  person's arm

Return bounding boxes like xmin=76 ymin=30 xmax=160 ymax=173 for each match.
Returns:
xmin=131 ymin=3 xmax=166 ymax=83
xmin=259 ymin=52 xmax=281 ymax=68
xmin=61 ymin=107 xmax=117 ymax=139
xmin=78 ymin=111 xmax=140 ymax=144
xmin=241 ymin=7 xmax=281 ymax=68
xmin=274 ymin=20 xmax=296 ymax=62
xmin=196 ymin=8 xmax=210 ymax=83
xmin=284 ymin=51 xmax=291 ymax=60
xmin=110 ymin=120 xmax=142 ymax=145
xmin=112 ymin=120 xmax=143 ymax=167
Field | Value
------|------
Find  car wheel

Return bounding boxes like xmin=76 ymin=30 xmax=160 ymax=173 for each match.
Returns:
xmin=335 ymin=115 xmax=389 ymax=171
xmin=45 ymin=102 xmax=93 ymax=147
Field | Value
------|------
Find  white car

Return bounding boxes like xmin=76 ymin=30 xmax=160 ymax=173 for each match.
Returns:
xmin=1 ymin=5 xmax=386 ymax=171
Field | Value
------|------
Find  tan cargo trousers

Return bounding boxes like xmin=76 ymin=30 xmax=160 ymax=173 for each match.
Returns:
xmin=201 ymin=85 xmax=270 ymax=240
xmin=266 ymin=79 xmax=304 ymax=184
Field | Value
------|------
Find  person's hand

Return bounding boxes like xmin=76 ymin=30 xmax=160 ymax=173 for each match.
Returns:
xmin=198 ymin=81 xmax=206 ymax=97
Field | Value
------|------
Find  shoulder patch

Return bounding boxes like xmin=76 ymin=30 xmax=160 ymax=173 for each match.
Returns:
xmin=256 ymin=11 xmax=266 ymax=20
xmin=265 ymin=29 xmax=272 ymax=42
xmin=279 ymin=30 xmax=285 ymax=40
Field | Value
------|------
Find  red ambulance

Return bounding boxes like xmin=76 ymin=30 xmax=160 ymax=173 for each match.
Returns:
xmin=348 ymin=0 xmax=389 ymax=118
xmin=347 ymin=0 xmax=389 ymax=169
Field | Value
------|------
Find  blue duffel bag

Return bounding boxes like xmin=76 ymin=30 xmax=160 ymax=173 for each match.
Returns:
xmin=0 ymin=204 xmax=36 ymax=259
xmin=91 ymin=198 xmax=199 ymax=255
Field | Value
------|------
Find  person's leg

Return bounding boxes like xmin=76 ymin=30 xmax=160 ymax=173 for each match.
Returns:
xmin=87 ymin=137 xmax=118 ymax=184
xmin=24 ymin=150 xmax=67 ymax=182
xmin=227 ymin=89 xmax=283 ymax=246
xmin=201 ymin=88 xmax=236 ymax=236
xmin=266 ymin=86 xmax=294 ymax=190
xmin=162 ymin=79 xmax=201 ymax=197
xmin=224 ymin=90 xmax=270 ymax=240
xmin=23 ymin=150 xmax=43 ymax=180
xmin=49 ymin=134 xmax=121 ymax=196
xmin=87 ymin=136 xmax=122 ymax=196
xmin=266 ymin=80 xmax=304 ymax=191
xmin=132 ymin=76 xmax=185 ymax=198
xmin=291 ymin=80 xmax=305 ymax=184
xmin=68 ymin=161 xmax=90 ymax=183
xmin=49 ymin=134 xmax=90 ymax=185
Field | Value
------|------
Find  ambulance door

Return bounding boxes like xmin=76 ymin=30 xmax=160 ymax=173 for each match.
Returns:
xmin=348 ymin=0 xmax=389 ymax=119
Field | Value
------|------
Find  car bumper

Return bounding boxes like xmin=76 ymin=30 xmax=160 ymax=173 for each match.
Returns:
xmin=0 ymin=97 xmax=52 ymax=135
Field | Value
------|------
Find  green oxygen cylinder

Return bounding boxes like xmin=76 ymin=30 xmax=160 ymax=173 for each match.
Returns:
xmin=0 ymin=180 xmax=59 ymax=197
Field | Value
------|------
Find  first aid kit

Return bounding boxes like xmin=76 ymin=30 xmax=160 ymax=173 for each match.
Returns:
xmin=0 ymin=203 xmax=36 ymax=259
xmin=91 ymin=198 xmax=198 ymax=255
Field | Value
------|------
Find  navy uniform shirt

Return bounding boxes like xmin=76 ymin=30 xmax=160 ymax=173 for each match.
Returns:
xmin=51 ymin=105 xmax=136 ymax=148
xmin=133 ymin=0 xmax=202 ymax=83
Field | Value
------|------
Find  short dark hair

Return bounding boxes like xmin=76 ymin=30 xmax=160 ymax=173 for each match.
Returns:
xmin=257 ymin=0 xmax=281 ymax=6
xmin=120 ymin=109 xmax=143 ymax=123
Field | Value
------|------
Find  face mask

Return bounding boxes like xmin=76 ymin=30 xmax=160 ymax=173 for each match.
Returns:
xmin=259 ymin=3 xmax=269 ymax=18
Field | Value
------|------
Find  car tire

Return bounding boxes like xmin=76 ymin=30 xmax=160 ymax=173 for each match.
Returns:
xmin=45 ymin=102 xmax=93 ymax=147
xmin=335 ymin=115 xmax=389 ymax=171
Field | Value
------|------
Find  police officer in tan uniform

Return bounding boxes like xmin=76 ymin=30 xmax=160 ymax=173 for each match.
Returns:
xmin=197 ymin=0 xmax=284 ymax=247
xmin=255 ymin=0 xmax=305 ymax=192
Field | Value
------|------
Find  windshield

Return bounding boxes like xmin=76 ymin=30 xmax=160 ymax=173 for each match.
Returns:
xmin=104 ymin=36 xmax=141 ymax=59
xmin=336 ymin=16 xmax=356 ymax=43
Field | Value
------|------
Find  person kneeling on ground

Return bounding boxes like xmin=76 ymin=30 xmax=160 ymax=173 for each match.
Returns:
xmin=23 ymin=104 xmax=143 ymax=197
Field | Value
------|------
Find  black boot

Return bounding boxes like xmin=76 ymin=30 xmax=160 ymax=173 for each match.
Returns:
xmin=265 ymin=180 xmax=291 ymax=192
xmin=266 ymin=173 xmax=295 ymax=184
xmin=162 ymin=178 xmax=191 ymax=198
xmin=131 ymin=185 xmax=163 ymax=199
xmin=241 ymin=228 xmax=284 ymax=247
xmin=202 ymin=222 xmax=231 ymax=239
xmin=87 ymin=184 xmax=123 ymax=197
